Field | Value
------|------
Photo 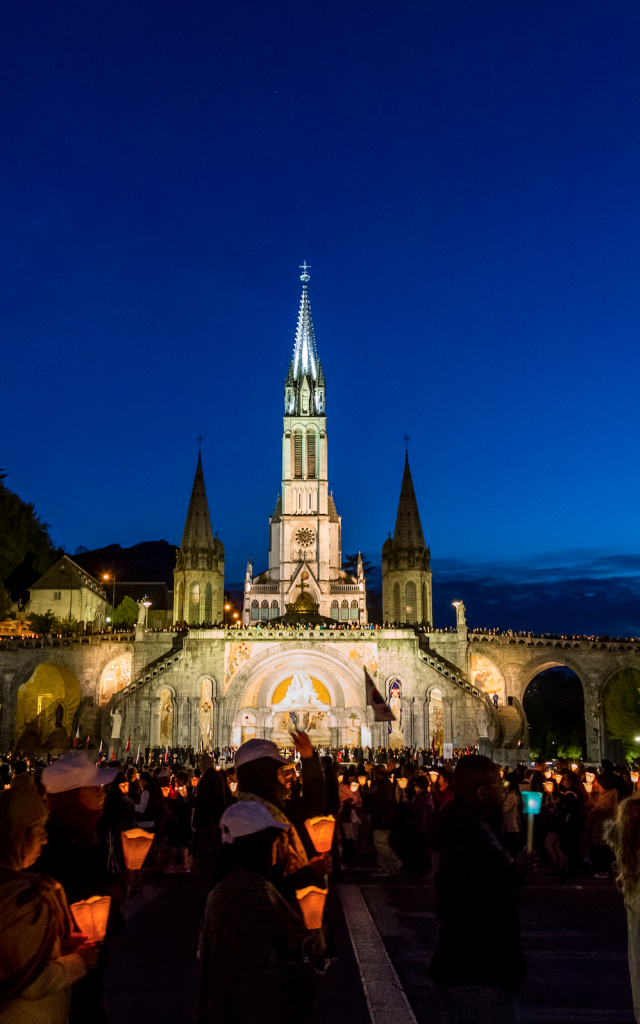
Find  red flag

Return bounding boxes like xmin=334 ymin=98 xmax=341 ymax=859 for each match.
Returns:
xmin=86 ymin=733 xmax=90 ymax=749
xmin=125 ymin=735 xmax=131 ymax=753
xmin=364 ymin=670 xmax=396 ymax=723
xmin=73 ymin=725 xmax=80 ymax=748
xmin=110 ymin=746 xmax=115 ymax=761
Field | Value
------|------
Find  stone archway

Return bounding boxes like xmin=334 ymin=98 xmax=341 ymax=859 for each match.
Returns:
xmin=522 ymin=664 xmax=587 ymax=761
xmin=14 ymin=662 xmax=82 ymax=756
xmin=224 ymin=642 xmax=367 ymax=747
xmin=98 ymin=653 xmax=132 ymax=706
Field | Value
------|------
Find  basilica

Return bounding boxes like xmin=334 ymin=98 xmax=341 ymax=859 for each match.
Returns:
xmin=8 ymin=272 xmax=636 ymax=765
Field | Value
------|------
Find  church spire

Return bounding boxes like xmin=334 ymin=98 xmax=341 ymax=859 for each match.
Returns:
xmin=292 ymin=283 xmax=319 ymax=381
xmin=393 ymin=455 xmax=426 ymax=550
xmin=180 ymin=453 xmax=215 ymax=552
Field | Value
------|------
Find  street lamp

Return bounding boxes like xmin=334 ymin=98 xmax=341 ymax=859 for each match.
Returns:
xmin=103 ymin=574 xmax=116 ymax=616
xmin=224 ymin=601 xmax=230 ymax=627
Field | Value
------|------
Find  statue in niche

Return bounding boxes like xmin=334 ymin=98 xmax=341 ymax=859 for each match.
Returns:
xmin=109 ymin=708 xmax=122 ymax=739
xmin=45 ymin=704 xmax=70 ymax=754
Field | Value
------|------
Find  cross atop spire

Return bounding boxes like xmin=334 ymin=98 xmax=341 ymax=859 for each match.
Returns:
xmin=299 ymin=261 xmax=310 ymax=282
xmin=403 ymin=433 xmax=410 ymax=456
xmin=197 ymin=434 xmax=204 ymax=454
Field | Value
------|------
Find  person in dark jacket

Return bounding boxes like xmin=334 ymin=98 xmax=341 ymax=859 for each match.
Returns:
xmin=193 ymin=754 xmax=230 ymax=881
xmin=198 ymin=802 xmax=316 ymax=1024
xmin=429 ymin=755 xmax=531 ymax=1024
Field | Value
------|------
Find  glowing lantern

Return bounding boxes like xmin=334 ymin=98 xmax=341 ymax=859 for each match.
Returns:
xmin=119 ymin=782 xmax=129 ymax=794
xmin=429 ymin=771 xmax=439 ymax=784
xmin=120 ymin=828 xmax=154 ymax=870
xmin=554 ymin=773 xmax=563 ymax=784
xmin=350 ymin=781 xmax=360 ymax=792
xmin=583 ymin=781 xmax=593 ymax=794
xmin=571 ymin=763 xmax=578 ymax=771
xmin=586 ymin=772 xmax=596 ymax=784
xmin=295 ymin=886 xmax=328 ymax=929
xmin=544 ymin=770 xmax=552 ymax=780
xmin=631 ymin=771 xmax=639 ymax=784
xmin=357 ymin=774 xmax=367 ymax=786
xmin=304 ymin=816 xmax=336 ymax=853
xmin=337 ymin=774 xmax=343 ymax=783
xmin=70 ymin=895 xmax=111 ymax=943
xmin=229 ymin=781 xmax=237 ymax=792
xmin=178 ymin=786 xmax=188 ymax=797
xmin=161 ymin=786 xmax=170 ymax=797
xmin=521 ymin=790 xmax=543 ymax=852
xmin=543 ymin=781 xmax=554 ymax=794
xmin=397 ymin=777 xmax=408 ymax=790
xmin=191 ymin=777 xmax=199 ymax=787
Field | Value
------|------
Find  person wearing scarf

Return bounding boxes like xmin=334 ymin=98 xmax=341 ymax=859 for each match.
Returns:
xmin=0 ymin=778 xmax=98 ymax=1024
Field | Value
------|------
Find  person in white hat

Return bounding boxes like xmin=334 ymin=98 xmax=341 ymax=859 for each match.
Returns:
xmin=198 ymin=802 xmax=316 ymax=1024
xmin=234 ymin=734 xmax=330 ymax=905
xmin=32 ymin=754 xmax=117 ymax=1024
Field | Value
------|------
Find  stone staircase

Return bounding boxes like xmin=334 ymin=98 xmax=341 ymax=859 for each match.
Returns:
xmin=495 ymin=703 xmax=526 ymax=749
xmin=110 ymin=635 xmax=186 ymax=708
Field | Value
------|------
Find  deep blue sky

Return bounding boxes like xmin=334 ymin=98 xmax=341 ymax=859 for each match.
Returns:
xmin=2 ymin=0 xmax=640 ymax=631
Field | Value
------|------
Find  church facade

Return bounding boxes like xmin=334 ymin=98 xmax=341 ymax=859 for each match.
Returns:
xmin=8 ymin=270 xmax=638 ymax=764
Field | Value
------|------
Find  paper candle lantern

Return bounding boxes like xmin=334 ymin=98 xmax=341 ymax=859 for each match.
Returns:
xmin=295 ymin=886 xmax=328 ymax=929
xmin=429 ymin=771 xmax=439 ymax=784
xmin=543 ymin=781 xmax=554 ymax=794
xmin=161 ymin=786 xmax=170 ymax=797
xmin=544 ymin=770 xmax=552 ymax=780
xmin=571 ymin=763 xmax=579 ymax=771
xmin=583 ymin=781 xmax=593 ymax=794
xmin=554 ymin=773 xmax=563 ymax=784
xmin=397 ymin=777 xmax=408 ymax=789
xmin=631 ymin=771 xmax=639 ymax=784
xmin=350 ymin=781 xmax=360 ymax=792
xmin=120 ymin=828 xmax=154 ymax=870
xmin=337 ymin=774 xmax=343 ymax=783
xmin=586 ymin=772 xmax=596 ymax=784
xmin=119 ymin=782 xmax=129 ymax=794
xmin=70 ymin=895 xmax=111 ymax=943
xmin=357 ymin=774 xmax=367 ymax=786
xmin=304 ymin=816 xmax=336 ymax=853
xmin=229 ymin=781 xmax=237 ymax=793
xmin=191 ymin=777 xmax=199 ymax=787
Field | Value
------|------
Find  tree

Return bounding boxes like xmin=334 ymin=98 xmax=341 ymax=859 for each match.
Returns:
xmin=603 ymin=668 xmax=640 ymax=756
xmin=342 ymin=553 xmax=375 ymax=579
xmin=56 ymin=613 xmax=80 ymax=635
xmin=112 ymin=595 xmax=139 ymax=627
xmin=28 ymin=609 xmax=57 ymax=635
xmin=0 ymin=477 xmax=61 ymax=583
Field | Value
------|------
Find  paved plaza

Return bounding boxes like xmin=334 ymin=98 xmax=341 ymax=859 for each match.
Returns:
xmin=103 ymin=870 xmax=634 ymax=1024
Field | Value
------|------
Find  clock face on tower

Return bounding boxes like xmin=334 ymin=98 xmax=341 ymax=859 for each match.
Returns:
xmin=295 ymin=527 xmax=315 ymax=547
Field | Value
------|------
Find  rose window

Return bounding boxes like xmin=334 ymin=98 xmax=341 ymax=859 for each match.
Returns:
xmin=295 ymin=528 xmax=315 ymax=547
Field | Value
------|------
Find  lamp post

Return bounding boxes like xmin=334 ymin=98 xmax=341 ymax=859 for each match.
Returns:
xmin=103 ymin=574 xmax=116 ymax=615
xmin=224 ymin=598 xmax=230 ymax=627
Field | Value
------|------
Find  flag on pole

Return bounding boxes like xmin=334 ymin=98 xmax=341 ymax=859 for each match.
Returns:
xmin=136 ymin=745 xmax=140 ymax=765
xmin=98 ymin=741 xmax=103 ymax=763
xmin=364 ymin=670 xmax=396 ymax=723
xmin=164 ymin=746 xmax=169 ymax=763
xmin=125 ymin=735 xmax=131 ymax=753
xmin=86 ymin=733 xmax=90 ymax=749
xmin=110 ymin=746 xmax=115 ymax=762
xmin=73 ymin=725 xmax=80 ymax=748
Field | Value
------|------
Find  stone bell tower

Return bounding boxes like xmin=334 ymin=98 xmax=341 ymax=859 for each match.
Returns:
xmin=174 ymin=454 xmax=224 ymax=625
xmin=382 ymin=455 xmax=432 ymax=625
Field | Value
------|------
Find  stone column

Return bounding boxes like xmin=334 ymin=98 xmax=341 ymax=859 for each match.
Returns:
xmin=584 ymin=695 xmax=601 ymax=764
xmin=412 ymin=698 xmax=424 ymax=749
xmin=403 ymin=697 xmax=413 ymax=747
xmin=443 ymin=697 xmax=454 ymax=744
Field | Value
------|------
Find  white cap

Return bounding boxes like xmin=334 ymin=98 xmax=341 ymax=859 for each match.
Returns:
xmin=42 ymin=753 xmax=118 ymax=794
xmin=219 ymin=802 xmax=290 ymax=844
xmin=235 ymin=738 xmax=292 ymax=768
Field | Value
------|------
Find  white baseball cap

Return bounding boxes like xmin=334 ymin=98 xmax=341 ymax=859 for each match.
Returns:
xmin=235 ymin=738 xmax=292 ymax=768
xmin=42 ymin=753 xmax=118 ymax=793
xmin=219 ymin=801 xmax=290 ymax=844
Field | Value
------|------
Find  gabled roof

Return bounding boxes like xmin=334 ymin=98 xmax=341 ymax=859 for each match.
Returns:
xmin=292 ymin=286 xmax=319 ymax=381
xmin=30 ymin=555 xmax=107 ymax=598
xmin=393 ymin=456 xmax=426 ymax=550
xmin=180 ymin=454 xmax=215 ymax=552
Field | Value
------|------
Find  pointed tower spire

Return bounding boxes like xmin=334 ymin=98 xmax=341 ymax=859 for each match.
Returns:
xmin=393 ymin=455 xmax=425 ymax=549
xmin=180 ymin=453 xmax=215 ymax=552
xmin=292 ymin=283 xmax=319 ymax=381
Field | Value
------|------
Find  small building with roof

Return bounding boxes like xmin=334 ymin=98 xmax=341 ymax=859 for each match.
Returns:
xmin=26 ymin=555 xmax=108 ymax=630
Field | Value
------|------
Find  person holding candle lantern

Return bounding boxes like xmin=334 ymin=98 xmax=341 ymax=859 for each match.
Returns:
xmin=0 ymin=780 xmax=99 ymax=1024
xmin=198 ymin=802 xmax=316 ymax=1024
xmin=33 ymin=753 xmax=119 ymax=1024
xmin=235 ymin=736 xmax=330 ymax=903
xmin=605 ymin=796 xmax=640 ymax=1022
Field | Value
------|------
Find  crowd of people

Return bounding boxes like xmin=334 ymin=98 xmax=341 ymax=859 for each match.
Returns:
xmin=2 ymin=741 xmax=640 ymax=1024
